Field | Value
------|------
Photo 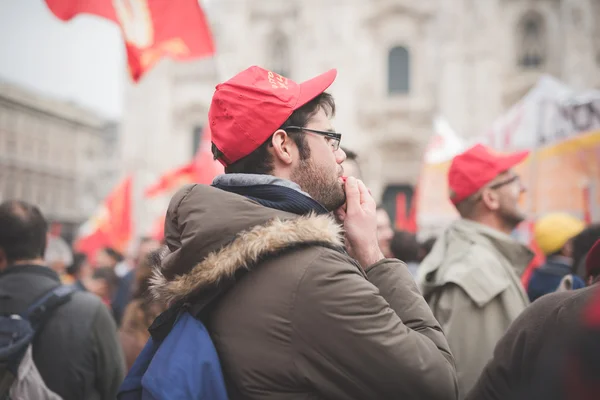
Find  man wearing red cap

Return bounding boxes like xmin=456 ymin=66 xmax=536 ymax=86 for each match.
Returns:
xmin=417 ymin=143 xmax=533 ymax=398
xmin=148 ymin=66 xmax=457 ymax=399
xmin=467 ymin=239 xmax=600 ymax=400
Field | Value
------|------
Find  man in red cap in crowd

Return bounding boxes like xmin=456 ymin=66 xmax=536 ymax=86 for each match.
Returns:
xmin=466 ymin=239 xmax=600 ymax=400
xmin=148 ymin=66 xmax=457 ymax=399
xmin=417 ymin=143 xmax=533 ymax=398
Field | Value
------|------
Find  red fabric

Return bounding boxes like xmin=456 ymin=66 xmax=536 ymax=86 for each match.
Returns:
xmin=394 ymin=193 xmax=407 ymax=230
xmin=209 ymin=66 xmax=337 ymax=165
xmin=74 ymin=176 xmax=133 ymax=264
xmin=406 ymin=185 xmax=418 ymax=233
xmin=44 ymin=0 xmax=215 ymax=81
xmin=448 ymin=144 xmax=529 ymax=205
xmin=520 ymin=220 xmax=546 ymax=289
xmin=144 ymin=125 xmax=223 ymax=197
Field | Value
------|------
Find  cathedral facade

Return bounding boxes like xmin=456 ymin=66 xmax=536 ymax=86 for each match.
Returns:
xmin=122 ymin=0 xmax=600 ymax=235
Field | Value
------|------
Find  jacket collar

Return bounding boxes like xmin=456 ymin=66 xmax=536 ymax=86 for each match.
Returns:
xmin=213 ymin=174 xmax=311 ymax=197
xmin=150 ymin=213 xmax=343 ymax=305
xmin=453 ymin=219 xmax=534 ymax=269
xmin=418 ymin=218 xmax=534 ymax=285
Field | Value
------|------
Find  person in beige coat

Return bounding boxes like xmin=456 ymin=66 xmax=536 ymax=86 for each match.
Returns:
xmin=417 ymin=144 xmax=533 ymax=398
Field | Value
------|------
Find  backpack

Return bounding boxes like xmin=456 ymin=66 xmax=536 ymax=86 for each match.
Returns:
xmin=117 ymin=305 xmax=229 ymax=400
xmin=0 ymin=285 xmax=76 ymax=400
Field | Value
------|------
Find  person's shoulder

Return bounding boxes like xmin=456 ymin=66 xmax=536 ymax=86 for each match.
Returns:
xmin=70 ymin=289 xmax=106 ymax=310
xmin=531 ymin=285 xmax=596 ymax=319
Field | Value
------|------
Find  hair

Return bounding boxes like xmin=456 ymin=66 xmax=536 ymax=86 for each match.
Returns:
xmin=92 ymin=266 xmax=119 ymax=299
xmin=0 ymin=200 xmax=48 ymax=264
xmin=390 ymin=230 xmax=420 ymax=263
xmin=420 ymin=236 xmax=437 ymax=260
xmin=572 ymin=224 xmax=600 ymax=278
xmin=455 ymin=193 xmax=481 ymax=219
xmin=66 ymin=252 xmax=87 ymax=277
xmin=132 ymin=250 xmax=160 ymax=300
xmin=102 ymin=247 xmax=124 ymax=263
xmin=212 ymin=92 xmax=335 ymax=174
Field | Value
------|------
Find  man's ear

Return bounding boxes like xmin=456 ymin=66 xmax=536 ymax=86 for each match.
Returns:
xmin=270 ymin=129 xmax=294 ymax=166
xmin=481 ymin=189 xmax=500 ymax=211
xmin=0 ymin=248 xmax=7 ymax=271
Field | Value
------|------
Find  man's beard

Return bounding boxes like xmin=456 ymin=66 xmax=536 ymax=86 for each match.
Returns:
xmin=291 ymin=159 xmax=346 ymax=211
xmin=498 ymin=204 xmax=526 ymax=231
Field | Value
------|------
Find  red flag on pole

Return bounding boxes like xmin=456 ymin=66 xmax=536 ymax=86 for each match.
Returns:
xmin=44 ymin=0 xmax=215 ymax=81
xmin=145 ymin=125 xmax=223 ymax=197
xmin=75 ymin=176 xmax=133 ymax=264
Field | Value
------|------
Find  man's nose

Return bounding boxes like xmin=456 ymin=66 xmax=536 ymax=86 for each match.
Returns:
xmin=335 ymin=148 xmax=347 ymax=164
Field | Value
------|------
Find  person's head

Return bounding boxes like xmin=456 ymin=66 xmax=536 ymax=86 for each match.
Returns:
xmin=390 ymin=230 xmax=420 ymax=263
xmin=376 ymin=206 xmax=394 ymax=258
xmin=572 ymin=224 xmax=600 ymax=277
xmin=91 ymin=266 xmax=119 ymax=300
xmin=209 ymin=66 xmax=347 ymax=211
xmin=133 ymin=249 xmax=161 ymax=300
xmin=0 ymin=200 xmax=48 ymax=270
xmin=341 ymin=148 xmax=362 ymax=180
xmin=66 ymin=252 xmax=92 ymax=280
xmin=534 ymin=213 xmax=585 ymax=259
xmin=585 ymin=239 xmax=600 ymax=285
xmin=136 ymin=237 xmax=160 ymax=266
xmin=449 ymin=144 xmax=529 ymax=234
xmin=95 ymin=246 xmax=124 ymax=269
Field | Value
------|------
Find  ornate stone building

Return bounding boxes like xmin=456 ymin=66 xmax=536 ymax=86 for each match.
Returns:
xmin=122 ymin=0 xmax=600 ymax=234
xmin=0 ymin=81 xmax=120 ymax=241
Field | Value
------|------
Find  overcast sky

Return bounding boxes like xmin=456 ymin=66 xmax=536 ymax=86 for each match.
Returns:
xmin=0 ymin=0 xmax=125 ymax=119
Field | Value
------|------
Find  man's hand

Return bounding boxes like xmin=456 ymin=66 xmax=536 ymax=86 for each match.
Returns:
xmin=335 ymin=177 xmax=385 ymax=268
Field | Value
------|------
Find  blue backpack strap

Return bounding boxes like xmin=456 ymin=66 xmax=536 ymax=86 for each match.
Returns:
xmin=23 ymin=285 xmax=77 ymax=331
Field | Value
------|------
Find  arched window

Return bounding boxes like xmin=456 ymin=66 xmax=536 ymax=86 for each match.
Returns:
xmin=270 ymin=31 xmax=290 ymax=78
xmin=388 ymin=46 xmax=410 ymax=94
xmin=518 ymin=12 xmax=547 ymax=68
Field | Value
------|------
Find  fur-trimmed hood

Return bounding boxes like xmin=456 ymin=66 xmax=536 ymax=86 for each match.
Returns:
xmin=149 ymin=184 xmax=343 ymax=305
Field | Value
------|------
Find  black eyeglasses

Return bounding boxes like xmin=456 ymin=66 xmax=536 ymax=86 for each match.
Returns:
xmin=488 ymin=175 xmax=520 ymax=190
xmin=285 ymin=126 xmax=342 ymax=151
xmin=472 ymin=175 xmax=521 ymax=201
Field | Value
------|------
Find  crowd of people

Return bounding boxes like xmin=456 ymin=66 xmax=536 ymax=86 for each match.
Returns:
xmin=1 ymin=64 xmax=600 ymax=400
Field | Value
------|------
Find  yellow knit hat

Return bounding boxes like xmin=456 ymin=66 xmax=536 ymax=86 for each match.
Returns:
xmin=534 ymin=213 xmax=585 ymax=255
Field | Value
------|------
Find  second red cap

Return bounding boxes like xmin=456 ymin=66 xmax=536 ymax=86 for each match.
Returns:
xmin=448 ymin=144 xmax=529 ymax=205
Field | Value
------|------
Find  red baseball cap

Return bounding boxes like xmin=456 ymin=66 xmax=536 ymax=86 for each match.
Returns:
xmin=586 ymin=239 xmax=600 ymax=279
xmin=208 ymin=66 xmax=337 ymax=166
xmin=448 ymin=144 xmax=529 ymax=205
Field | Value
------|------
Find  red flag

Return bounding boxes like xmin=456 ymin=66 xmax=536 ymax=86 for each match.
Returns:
xmin=405 ymin=186 xmax=418 ymax=233
xmin=45 ymin=0 xmax=215 ymax=81
xmin=145 ymin=125 xmax=223 ymax=197
xmin=75 ymin=176 xmax=133 ymax=264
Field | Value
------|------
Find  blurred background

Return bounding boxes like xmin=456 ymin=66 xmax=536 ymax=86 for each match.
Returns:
xmin=0 ymin=0 xmax=599 ymax=254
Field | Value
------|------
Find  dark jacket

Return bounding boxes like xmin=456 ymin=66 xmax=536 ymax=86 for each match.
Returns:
xmin=0 ymin=264 xmax=126 ymax=400
xmin=112 ymin=268 xmax=135 ymax=325
xmin=527 ymin=256 xmax=585 ymax=302
xmin=466 ymin=285 xmax=597 ymax=400
xmin=150 ymin=183 xmax=458 ymax=400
